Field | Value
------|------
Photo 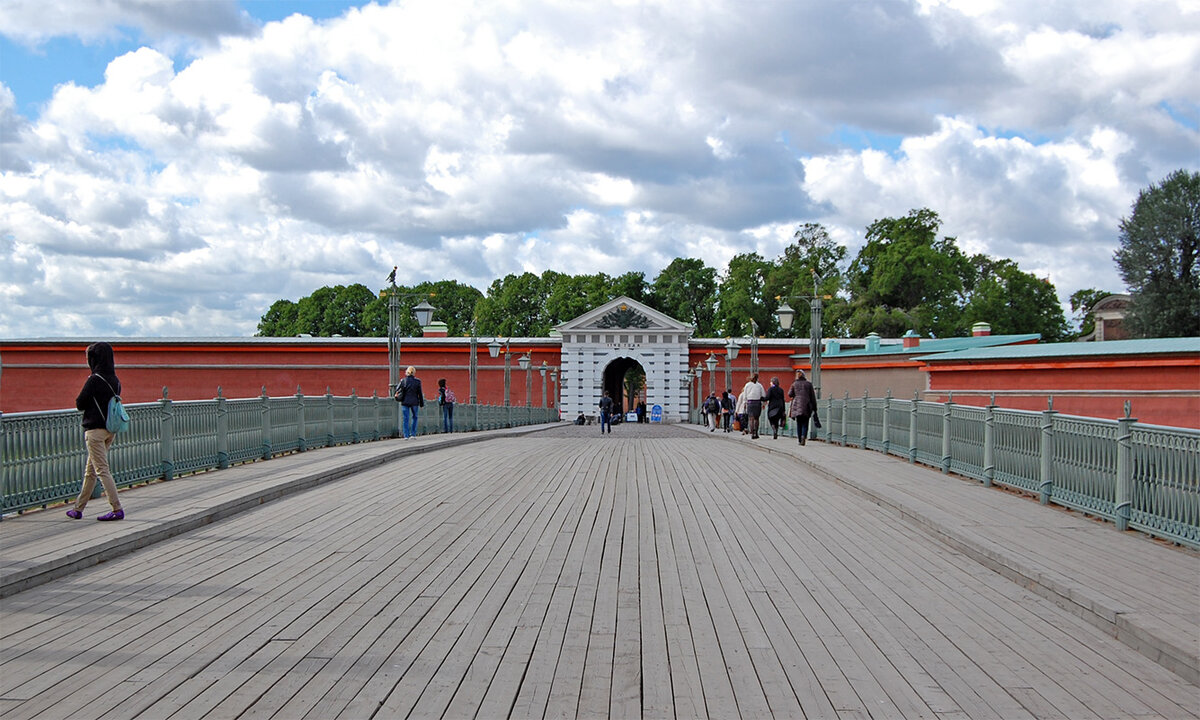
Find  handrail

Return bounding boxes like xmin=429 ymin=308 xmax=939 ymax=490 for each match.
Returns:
xmin=692 ymin=395 xmax=1199 ymax=549
xmin=0 ymin=388 xmax=559 ymax=518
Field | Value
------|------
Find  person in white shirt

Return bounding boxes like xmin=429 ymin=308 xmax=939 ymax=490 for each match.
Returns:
xmin=740 ymin=373 xmax=767 ymax=439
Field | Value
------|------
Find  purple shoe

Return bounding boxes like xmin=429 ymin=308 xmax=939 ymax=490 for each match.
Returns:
xmin=66 ymin=509 xmax=82 ymax=520
xmin=97 ymin=509 xmax=124 ymax=521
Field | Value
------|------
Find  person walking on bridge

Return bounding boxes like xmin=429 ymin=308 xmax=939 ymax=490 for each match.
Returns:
xmin=598 ymin=391 xmax=614 ymax=434
xmin=788 ymin=369 xmax=818 ymax=446
xmin=395 ymin=366 xmax=425 ymax=439
xmin=741 ymin=373 xmax=767 ymax=439
xmin=67 ymin=341 xmax=125 ymax=521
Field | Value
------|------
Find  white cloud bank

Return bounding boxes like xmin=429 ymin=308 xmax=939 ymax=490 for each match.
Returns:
xmin=1 ymin=0 xmax=1198 ymax=336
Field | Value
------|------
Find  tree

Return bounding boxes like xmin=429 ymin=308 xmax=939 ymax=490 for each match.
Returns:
xmin=474 ymin=272 xmax=547 ymax=337
xmin=764 ymin=223 xmax=849 ymax=338
xmin=1068 ymin=288 xmax=1111 ymax=338
xmin=1114 ymin=169 xmax=1200 ymax=338
xmin=715 ymin=252 xmax=772 ymax=337
xmin=257 ymin=299 xmax=299 ymax=336
xmin=651 ymin=258 xmax=718 ymax=335
xmin=961 ymin=258 xmax=1069 ymax=340
xmin=846 ymin=209 xmax=971 ymax=337
xmin=611 ymin=271 xmax=650 ymax=304
xmin=542 ymin=271 xmax=612 ymax=328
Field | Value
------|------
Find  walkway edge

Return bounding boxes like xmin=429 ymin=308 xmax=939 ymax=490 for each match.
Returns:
xmin=0 ymin=424 xmax=561 ymax=599
xmin=697 ymin=426 xmax=1200 ymax=686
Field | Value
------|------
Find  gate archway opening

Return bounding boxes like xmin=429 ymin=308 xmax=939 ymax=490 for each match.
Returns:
xmin=602 ymin=357 xmax=646 ymax=416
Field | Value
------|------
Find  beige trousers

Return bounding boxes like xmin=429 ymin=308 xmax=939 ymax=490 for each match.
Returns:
xmin=75 ymin=428 xmax=121 ymax=512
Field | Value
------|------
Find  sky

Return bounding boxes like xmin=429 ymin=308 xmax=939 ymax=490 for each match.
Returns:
xmin=1 ymin=0 xmax=1198 ymax=338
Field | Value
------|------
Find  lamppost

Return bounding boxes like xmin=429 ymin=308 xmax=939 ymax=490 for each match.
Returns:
xmin=519 ymin=353 xmax=532 ymax=407
xmin=487 ymin=338 xmax=512 ymax=406
xmin=549 ymin=369 xmax=558 ymax=409
xmin=684 ymin=368 xmax=694 ymax=413
xmin=381 ymin=284 xmax=436 ymax=398
xmin=774 ymin=271 xmax=826 ymax=400
xmin=694 ymin=361 xmax=704 ymax=411
xmin=705 ymin=353 xmax=718 ymax=396
xmin=539 ymin=361 xmax=548 ymax=408
xmin=748 ymin=318 xmax=759 ymax=376
xmin=468 ymin=320 xmax=478 ymax=405
xmin=724 ymin=337 xmax=740 ymax=392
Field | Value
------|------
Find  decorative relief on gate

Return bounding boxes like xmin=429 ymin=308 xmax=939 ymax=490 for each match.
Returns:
xmin=596 ymin=305 xmax=651 ymax=329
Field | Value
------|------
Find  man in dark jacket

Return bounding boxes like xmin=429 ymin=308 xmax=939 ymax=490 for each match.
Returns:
xmin=67 ymin=341 xmax=125 ymax=520
xmin=394 ymin=365 xmax=425 ymax=439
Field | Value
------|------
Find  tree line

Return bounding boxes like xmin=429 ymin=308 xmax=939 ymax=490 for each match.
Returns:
xmin=258 ymin=174 xmax=1199 ymax=341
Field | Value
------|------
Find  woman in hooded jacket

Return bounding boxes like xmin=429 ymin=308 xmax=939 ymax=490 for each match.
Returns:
xmin=67 ymin=342 xmax=125 ymax=521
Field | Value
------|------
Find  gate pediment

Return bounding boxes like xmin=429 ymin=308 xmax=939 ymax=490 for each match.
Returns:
xmin=555 ymin=297 xmax=693 ymax=334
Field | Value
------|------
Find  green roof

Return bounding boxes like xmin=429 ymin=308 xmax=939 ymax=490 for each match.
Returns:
xmin=828 ymin=333 xmax=1040 ymax=358
xmin=916 ymin=337 xmax=1200 ymax=362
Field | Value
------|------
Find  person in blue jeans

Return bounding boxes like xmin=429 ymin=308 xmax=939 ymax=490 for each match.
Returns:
xmin=437 ymin=378 xmax=455 ymax=433
xmin=598 ymin=391 xmax=614 ymax=434
xmin=394 ymin=366 xmax=424 ymax=438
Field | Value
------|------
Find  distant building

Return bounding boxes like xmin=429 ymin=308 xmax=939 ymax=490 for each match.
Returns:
xmin=1080 ymin=293 xmax=1132 ymax=341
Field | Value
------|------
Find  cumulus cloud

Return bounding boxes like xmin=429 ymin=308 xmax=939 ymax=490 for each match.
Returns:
xmin=1 ymin=0 xmax=1198 ymax=337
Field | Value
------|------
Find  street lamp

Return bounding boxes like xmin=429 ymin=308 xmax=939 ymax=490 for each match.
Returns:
xmin=705 ymin=353 xmax=718 ymax=396
xmin=382 ymin=285 xmax=437 ymax=398
xmin=724 ymin=337 xmax=740 ymax=394
xmin=539 ymin=361 xmax=548 ymax=408
xmin=519 ymin=353 xmax=532 ymax=407
xmin=775 ymin=271 xmax=826 ymax=401
xmin=694 ymin=361 xmax=704 ymax=411
xmin=549 ymin=369 xmax=558 ymax=409
xmin=487 ymin=338 xmax=511 ymax=406
xmin=468 ymin=320 xmax=478 ymax=405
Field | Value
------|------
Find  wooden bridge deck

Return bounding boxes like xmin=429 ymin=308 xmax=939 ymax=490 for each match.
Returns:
xmin=1 ymin=423 xmax=1197 ymax=719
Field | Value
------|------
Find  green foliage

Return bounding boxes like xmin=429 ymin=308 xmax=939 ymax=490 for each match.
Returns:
xmin=846 ymin=209 xmax=970 ymax=337
xmin=1114 ymin=169 xmax=1200 ymax=338
xmin=1068 ymin=288 xmax=1111 ymax=338
xmin=256 ymin=299 xmax=299 ymax=336
xmin=764 ymin=223 xmax=850 ymax=338
xmin=474 ymin=272 xmax=547 ymax=337
xmin=715 ymin=252 xmax=772 ymax=337
xmin=651 ymin=257 xmax=718 ymax=335
xmin=961 ymin=259 xmax=1069 ymax=341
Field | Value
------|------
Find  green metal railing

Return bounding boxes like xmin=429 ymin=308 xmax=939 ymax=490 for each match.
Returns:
xmin=0 ymin=387 xmax=559 ymax=518
xmin=690 ymin=394 xmax=1199 ymax=548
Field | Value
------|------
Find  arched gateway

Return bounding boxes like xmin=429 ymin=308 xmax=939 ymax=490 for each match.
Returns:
xmin=555 ymin=297 xmax=693 ymax=422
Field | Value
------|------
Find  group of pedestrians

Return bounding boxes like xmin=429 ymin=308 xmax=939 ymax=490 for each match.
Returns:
xmin=393 ymin=367 xmax=457 ymax=439
xmin=701 ymin=370 xmax=819 ymax=444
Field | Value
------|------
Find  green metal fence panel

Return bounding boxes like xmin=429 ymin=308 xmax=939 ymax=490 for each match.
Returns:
xmin=992 ymin=409 xmax=1041 ymax=494
xmin=1129 ymin=424 xmax=1200 ymax=546
xmin=270 ymin=397 xmax=302 ymax=454
xmin=913 ymin=402 xmax=943 ymax=466
xmin=1051 ymin=414 xmax=1118 ymax=519
xmin=863 ymin=397 xmax=886 ymax=452
xmin=947 ymin=405 xmax=987 ymax=481
xmin=111 ymin=404 xmax=163 ymax=486
xmin=1 ymin=410 xmax=85 ymax=513
xmin=884 ymin=399 xmax=912 ymax=458
xmin=226 ymin=398 xmax=265 ymax=464
xmin=172 ymin=400 xmax=219 ymax=476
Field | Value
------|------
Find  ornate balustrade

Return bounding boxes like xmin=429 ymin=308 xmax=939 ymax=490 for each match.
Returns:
xmin=0 ymin=387 xmax=558 ymax=518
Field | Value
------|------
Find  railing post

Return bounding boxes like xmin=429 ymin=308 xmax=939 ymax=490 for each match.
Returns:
xmin=909 ymin=390 xmax=919 ymax=463
xmin=351 ymin=389 xmax=360 ymax=443
xmin=941 ymin=393 xmax=952 ymax=474
xmin=371 ymin=390 xmax=381 ymax=441
xmin=296 ymin=386 xmax=306 ymax=452
xmin=1040 ymin=397 xmax=1057 ymax=505
xmin=983 ymin=394 xmax=995 ymax=487
xmin=881 ymin=390 xmax=891 ymax=455
xmin=859 ymin=391 xmax=868 ymax=448
xmin=160 ymin=387 xmax=174 ymax=482
xmin=216 ymin=386 xmax=229 ymax=470
xmin=841 ymin=391 xmax=849 ymax=446
xmin=260 ymin=386 xmax=272 ymax=460
xmin=326 ymin=386 xmax=335 ymax=448
xmin=1115 ymin=403 xmax=1135 ymax=531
